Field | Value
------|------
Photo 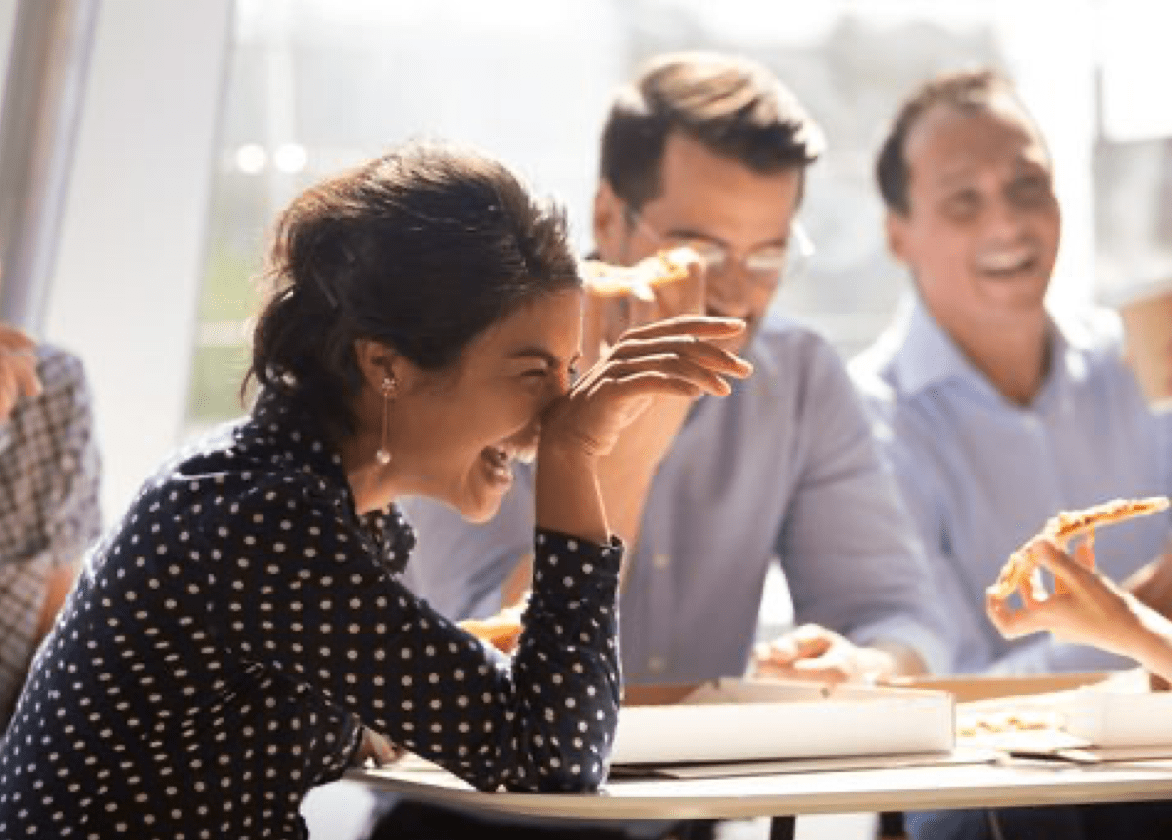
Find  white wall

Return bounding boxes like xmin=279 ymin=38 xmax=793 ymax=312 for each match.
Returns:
xmin=45 ymin=0 xmax=233 ymax=520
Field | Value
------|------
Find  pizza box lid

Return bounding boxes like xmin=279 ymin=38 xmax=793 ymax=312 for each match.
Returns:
xmin=611 ymin=678 xmax=954 ymax=766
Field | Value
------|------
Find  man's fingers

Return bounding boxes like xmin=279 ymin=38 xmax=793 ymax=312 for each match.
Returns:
xmin=790 ymin=656 xmax=852 ymax=687
xmin=757 ymin=626 xmax=832 ymax=667
xmin=648 ymin=249 xmax=706 ymax=317
xmin=9 ymin=352 xmax=41 ymax=399
xmin=0 ymin=346 xmax=41 ymax=422
xmin=0 ymin=325 xmax=35 ymax=353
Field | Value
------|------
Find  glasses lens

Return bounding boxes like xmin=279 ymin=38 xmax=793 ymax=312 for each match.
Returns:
xmin=744 ymin=247 xmax=788 ymax=274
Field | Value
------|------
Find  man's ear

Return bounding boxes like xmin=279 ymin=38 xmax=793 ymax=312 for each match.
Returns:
xmin=885 ymin=210 xmax=910 ymax=265
xmin=592 ymin=180 xmax=625 ymax=261
xmin=353 ymin=338 xmax=401 ymax=393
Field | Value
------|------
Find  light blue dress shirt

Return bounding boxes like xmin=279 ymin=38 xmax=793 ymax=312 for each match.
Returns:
xmin=402 ymin=317 xmax=947 ymax=684
xmin=850 ymin=297 xmax=1172 ymax=675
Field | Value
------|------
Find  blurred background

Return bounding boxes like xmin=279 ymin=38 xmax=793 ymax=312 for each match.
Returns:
xmin=3 ymin=0 xmax=1172 ymax=520
xmin=4 ymin=2 xmax=1172 ymax=837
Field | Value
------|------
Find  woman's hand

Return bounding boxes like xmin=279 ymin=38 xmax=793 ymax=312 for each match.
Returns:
xmin=352 ymin=726 xmax=404 ymax=768
xmin=540 ymin=314 xmax=752 ymax=460
xmin=534 ymin=315 xmax=752 ymax=545
xmin=986 ymin=537 xmax=1172 ymax=681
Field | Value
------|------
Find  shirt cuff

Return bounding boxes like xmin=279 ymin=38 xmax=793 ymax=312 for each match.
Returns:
xmin=850 ymin=615 xmax=950 ymax=676
xmin=532 ymin=528 xmax=623 ymax=576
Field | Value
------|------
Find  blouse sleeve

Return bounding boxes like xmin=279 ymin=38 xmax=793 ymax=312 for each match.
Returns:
xmin=190 ymin=478 xmax=623 ymax=793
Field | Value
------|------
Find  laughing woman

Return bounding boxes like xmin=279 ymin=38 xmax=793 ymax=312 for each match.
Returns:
xmin=0 ymin=143 xmax=751 ymax=839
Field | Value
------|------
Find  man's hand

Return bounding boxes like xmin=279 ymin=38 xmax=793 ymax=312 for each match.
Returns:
xmin=752 ymin=624 xmax=902 ymax=688
xmin=0 ymin=324 xmax=40 ymax=421
xmin=580 ymin=247 xmax=706 ymax=369
xmin=579 ymin=250 xmax=710 ymax=544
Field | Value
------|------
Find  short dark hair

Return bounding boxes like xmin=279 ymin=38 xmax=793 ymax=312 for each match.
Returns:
xmin=599 ymin=51 xmax=825 ymax=211
xmin=246 ymin=141 xmax=580 ymax=434
xmin=876 ymin=68 xmax=1032 ymax=215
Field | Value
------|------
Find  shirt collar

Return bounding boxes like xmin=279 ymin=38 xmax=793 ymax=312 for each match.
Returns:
xmin=889 ymin=295 xmax=1082 ymax=400
xmin=246 ymin=388 xmax=416 ymax=573
xmin=889 ymin=296 xmax=979 ymax=396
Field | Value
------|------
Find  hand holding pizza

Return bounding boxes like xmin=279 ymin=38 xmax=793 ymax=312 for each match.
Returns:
xmin=986 ymin=537 xmax=1172 ymax=685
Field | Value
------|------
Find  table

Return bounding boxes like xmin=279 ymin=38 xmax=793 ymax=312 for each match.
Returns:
xmin=347 ymin=752 xmax=1172 ymax=822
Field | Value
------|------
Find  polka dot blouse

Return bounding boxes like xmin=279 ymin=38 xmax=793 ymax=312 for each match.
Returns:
xmin=0 ymin=390 xmax=623 ymax=839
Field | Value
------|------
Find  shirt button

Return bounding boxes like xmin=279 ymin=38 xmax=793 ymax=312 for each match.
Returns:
xmin=652 ymin=553 xmax=671 ymax=570
xmin=648 ymin=656 xmax=666 ymax=673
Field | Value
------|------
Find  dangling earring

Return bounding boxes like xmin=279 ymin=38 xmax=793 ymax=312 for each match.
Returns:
xmin=376 ymin=374 xmax=397 ymax=465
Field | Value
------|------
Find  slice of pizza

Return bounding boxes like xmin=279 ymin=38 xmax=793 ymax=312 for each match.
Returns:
xmin=580 ymin=247 xmax=694 ymax=299
xmin=990 ymin=496 xmax=1171 ymax=599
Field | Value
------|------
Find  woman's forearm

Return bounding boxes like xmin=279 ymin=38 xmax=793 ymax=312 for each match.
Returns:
xmin=534 ymin=441 xmax=608 ymax=546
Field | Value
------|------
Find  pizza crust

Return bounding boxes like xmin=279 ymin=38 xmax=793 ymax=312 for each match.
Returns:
xmin=580 ymin=247 xmax=693 ymax=298
xmin=991 ymin=496 xmax=1170 ymax=599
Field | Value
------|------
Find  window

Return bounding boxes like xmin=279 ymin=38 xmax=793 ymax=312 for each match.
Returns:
xmin=189 ymin=0 xmax=1110 ymax=431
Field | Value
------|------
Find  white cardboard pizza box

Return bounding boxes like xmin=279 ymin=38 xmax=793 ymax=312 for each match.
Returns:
xmin=1059 ymin=692 xmax=1172 ymax=747
xmin=1053 ymin=670 xmax=1172 ymax=748
xmin=938 ymin=669 xmax=1172 ymax=752
xmin=611 ymin=678 xmax=954 ymax=766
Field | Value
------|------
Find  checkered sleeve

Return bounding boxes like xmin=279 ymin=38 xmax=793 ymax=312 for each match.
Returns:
xmin=33 ymin=348 xmax=103 ymax=566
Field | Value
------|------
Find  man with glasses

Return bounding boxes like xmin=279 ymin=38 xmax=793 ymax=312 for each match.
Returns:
xmin=369 ymin=52 xmax=944 ymax=840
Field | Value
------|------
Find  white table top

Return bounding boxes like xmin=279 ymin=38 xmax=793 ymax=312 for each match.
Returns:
xmin=346 ymin=752 xmax=1172 ymax=821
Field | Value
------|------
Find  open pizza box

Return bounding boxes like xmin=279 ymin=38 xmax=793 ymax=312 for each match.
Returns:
xmin=895 ymin=669 xmax=1172 ymax=755
xmin=610 ymin=678 xmax=956 ymax=771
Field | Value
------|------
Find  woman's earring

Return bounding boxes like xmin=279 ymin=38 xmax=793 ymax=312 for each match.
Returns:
xmin=376 ymin=375 xmax=397 ymax=465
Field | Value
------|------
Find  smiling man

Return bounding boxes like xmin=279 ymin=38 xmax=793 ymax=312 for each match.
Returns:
xmin=850 ymin=68 xmax=1172 ymax=840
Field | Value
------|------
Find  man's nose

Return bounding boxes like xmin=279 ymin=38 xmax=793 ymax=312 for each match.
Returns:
xmin=706 ymin=267 xmax=754 ymax=318
xmin=984 ymin=194 xmax=1031 ymax=240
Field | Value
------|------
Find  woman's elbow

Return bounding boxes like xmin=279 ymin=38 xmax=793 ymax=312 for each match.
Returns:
xmin=532 ymin=757 xmax=608 ymax=793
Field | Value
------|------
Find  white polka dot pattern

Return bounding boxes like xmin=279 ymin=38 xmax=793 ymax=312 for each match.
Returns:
xmin=0 ymin=390 xmax=623 ymax=838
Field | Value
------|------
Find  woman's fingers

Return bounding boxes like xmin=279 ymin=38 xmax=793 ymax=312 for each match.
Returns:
xmin=354 ymin=726 xmax=403 ymax=767
xmin=986 ymin=590 xmax=1038 ymax=638
xmin=621 ymin=314 xmax=746 ymax=342
xmin=595 ymin=354 xmax=738 ymax=397
xmin=607 ymin=333 xmax=753 ymax=379
xmin=594 ymin=369 xmax=705 ymax=402
xmin=1029 ymin=538 xmax=1093 ymax=592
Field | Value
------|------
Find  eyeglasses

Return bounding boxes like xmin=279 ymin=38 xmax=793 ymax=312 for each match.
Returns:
xmin=623 ymin=206 xmax=814 ymax=289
